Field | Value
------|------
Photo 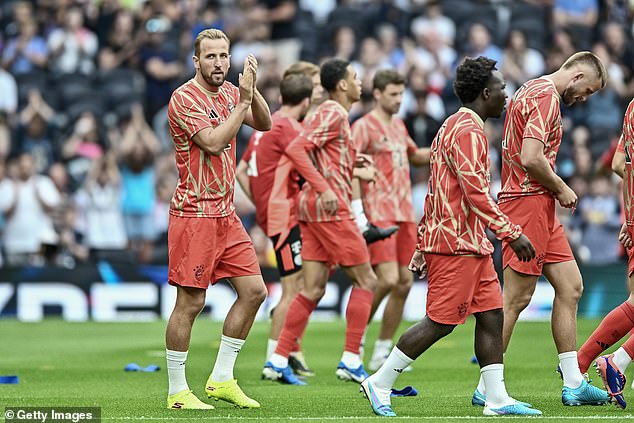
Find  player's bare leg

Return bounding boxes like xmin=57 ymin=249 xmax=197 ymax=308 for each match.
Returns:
xmin=205 ymin=275 xmax=267 ymax=408
xmin=501 ymin=267 xmax=538 ymax=352
xmin=166 ymin=286 xmax=214 ymax=409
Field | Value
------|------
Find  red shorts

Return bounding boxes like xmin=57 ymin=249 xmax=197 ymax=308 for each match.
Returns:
xmin=368 ymin=221 xmax=417 ymax=267
xmin=424 ymin=253 xmax=502 ymax=325
xmin=299 ymin=219 xmax=369 ymax=267
xmin=168 ymin=213 xmax=260 ymax=288
xmin=501 ymin=195 xmax=574 ymax=276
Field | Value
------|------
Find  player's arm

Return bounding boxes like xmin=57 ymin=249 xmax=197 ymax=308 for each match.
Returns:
xmin=520 ymin=138 xmax=577 ymax=208
xmin=408 ymin=147 xmax=431 ymax=167
xmin=613 ymin=150 xmax=625 ymax=179
xmin=192 ymin=59 xmax=255 ymax=156
xmin=242 ymin=54 xmax=272 ymax=131
xmin=613 ymin=133 xmax=627 ymax=179
xmin=235 ymin=159 xmax=253 ymax=203
xmin=454 ymin=131 xmax=522 ymax=243
xmin=285 ymin=135 xmax=337 ymax=213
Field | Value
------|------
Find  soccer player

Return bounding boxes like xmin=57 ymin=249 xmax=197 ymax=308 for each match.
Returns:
xmin=350 ymin=69 xmax=430 ymax=371
xmin=262 ymin=58 xmax=378 ymax=385
xmin=474 ymin=51 xmax=611 ymax=406
xmin=164 ymin=29 xmax=271 ymax=410
xmin=283 ymin=61 xmax=326 ymax=116
xmin=235 ymin=73 xmax=316 ymax=378
xmin=575 ymin=102 xmax=634 ymax=409
xmin=360 ymin=56 xmax=540 ymax=417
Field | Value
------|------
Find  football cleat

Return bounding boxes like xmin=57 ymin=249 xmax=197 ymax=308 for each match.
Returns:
xmin=289 ymin=352 xmax=315 ymax=377
xmin=360 ymin=378 xmax=396 ymax=417
xmin=262 ymin=362 xmax=306 ymax=385
xmin=471 ymin=389 xmax=532 ymax=408
xmin=205 ymin=378 xmax=260 ymax=408
xmin=363 ymin=223 xmax=398 ymax=244
xmin=595 ymin=354 xmax=627 ymax=409
xmin=336 ymin=362 xmax=368 ymax=383
xmin=561 ymin=379 xmax=610 ymax=406
xmin=167 ymin=389 xmax=214 ymax=409
xmin=483 ymin=403 xmax=542 ymax=416
xmin=390 ymin=385 xmax=418 ymax=397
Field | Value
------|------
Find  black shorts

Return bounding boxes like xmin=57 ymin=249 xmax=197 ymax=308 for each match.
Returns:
xmin=270 ymin=225 xmax=302 ymax=277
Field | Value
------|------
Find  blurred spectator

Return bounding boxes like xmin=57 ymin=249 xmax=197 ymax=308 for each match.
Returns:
xmin=16 ymin=90 xmax=56 ymax=172
xmin=48 ymin=161 xmax=87 ymax=267
xmin=97 ymin=9 xmax=138 ymax=71
xmin=138 ymin=15 xmax=184 ymax=120
xmin=575 ymin=176 xmax=621 ymax=264
xmin=0 ymin=67 xmax=17 ymax=117
xmin=410 ymin=0 xmax=455 ymax=47
xmin=0 ymin=152 xmax=60 ymax=266
xmin=75 ymin=154 xmax=127 ymax=259
xmin=117 ymin=103 xmax=160 ymax=263
xmin=376 ymin=24 xmax=405 ymax=70
xmin=61 ymin=111 xmax=106 ymax=189
xmin=462 ymin=23 xmax=503 ymax=65
xmin=501 ymin=29 xmax=545 ymax=94
xmin=553 ymin=0 xmax=598 ymax=50
xmin=47 ymin=7 xmax=98 ymax=75
xmin=352 ymin=37 xmax=389 ymax=93
xmin=403 ymin=90 xmax=441 ymax=148
xmin=331 ymin=25 xmax=356 ymax=61
xmin=1 ymin=19 xmax=48 ymax=74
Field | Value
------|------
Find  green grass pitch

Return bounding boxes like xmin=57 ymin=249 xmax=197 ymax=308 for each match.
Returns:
xmin=2 ymin=318 xmax=634 ymax=422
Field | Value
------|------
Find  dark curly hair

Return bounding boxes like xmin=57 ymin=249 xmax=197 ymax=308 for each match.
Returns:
xmin=453 ymin=56 xmax=498 ymax=104
xmin=320 ymin=58 xmax=350 ymax=92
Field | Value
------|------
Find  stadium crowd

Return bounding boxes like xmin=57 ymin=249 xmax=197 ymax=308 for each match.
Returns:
xmin=0 ymin=0 xmax=631 ymax=268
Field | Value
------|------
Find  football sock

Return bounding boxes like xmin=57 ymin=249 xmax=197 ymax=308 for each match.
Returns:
xmin=577 ymin=301 xmax=634 ymax=373
xmin=476 ymin=373 xmax=486 ymax=395
xmin=210 ymin=335 xmax=244 ymax=382
xmin=166 ymin=349 xmax=189 ymax=396
xmin=612 ymin=346 xmax=633 ymax=373
xmin=345 ymin=288 xmax=374 ymax=354
xmin=559 ymin=351 xmax=584 ymax=389
xmin=371 ymin=346 xmax=413 ymax=390
xmin=274 ymin=294 xmax=317 ymax=361
xmin=266 ymin=338 xmax=277 ymax=362
xmin=481 ymin=363 xmax=513 ymax=408
xmin=352 ymin=199 xmax=369 ymax=232
xmin=269 ymin=353 xmax=288 ymax=369
xmin=371 ymin=339 xmax=393 ymax=361
xmin=341 ymin=351 xmax=362 ymax=369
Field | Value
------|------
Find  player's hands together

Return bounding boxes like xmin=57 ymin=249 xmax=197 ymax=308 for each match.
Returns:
xmin=619 ymin=223 xmax=633 ymax=249
xmin=354 ymin=165 xmax=376 ymax=182
xmin=320 ymin=189 xmax=338 ymax=215
xmin=238 ymin=56 xmax=255 ymax=105
xmin=509 ymin=234 xmax=535 ymax=262
xmin=555 ymin=184 xmax=578 ymax=209
xmin=354 ymin=154 xmax=373 ymax=168
xmin=408 ymin=250 xmax=427 ymax=278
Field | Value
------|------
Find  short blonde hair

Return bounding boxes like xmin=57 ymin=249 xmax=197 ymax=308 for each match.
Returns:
xmin=194 ymin=29 xmax=230 ymax=58
xmin=561 ymin=51 xmax=608 ymax=88
xmin=283 ymin=61 xmax=319 ymax=79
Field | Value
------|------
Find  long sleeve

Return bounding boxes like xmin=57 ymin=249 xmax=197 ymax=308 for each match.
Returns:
xmin=451 ymin=130 xmax=521 ymax=242
xmin=285 ymin=136 xmax=330 ymax=194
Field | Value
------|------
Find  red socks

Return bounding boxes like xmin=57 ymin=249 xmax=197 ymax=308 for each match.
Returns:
xmin=578 ymin=301 xmax=634 ymax=373
xmin=344 ymin=288 xmax=374 ymax=354
xmin=274 ymin=294 xmax=317 ymax=358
